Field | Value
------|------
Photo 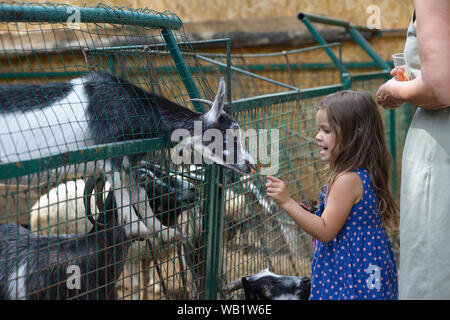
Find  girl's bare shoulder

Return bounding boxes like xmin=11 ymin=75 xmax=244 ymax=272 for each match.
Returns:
xmin=331 ymin=171 xmax=363 ymax=204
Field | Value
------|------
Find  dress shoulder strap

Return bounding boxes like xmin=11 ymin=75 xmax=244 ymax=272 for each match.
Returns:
xmin=353 ymin=168 xmax=370 ymax=187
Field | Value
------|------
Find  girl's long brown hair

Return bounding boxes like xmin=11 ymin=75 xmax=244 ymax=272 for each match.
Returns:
xmin=318 ymin=90 xmax=399 ymax=234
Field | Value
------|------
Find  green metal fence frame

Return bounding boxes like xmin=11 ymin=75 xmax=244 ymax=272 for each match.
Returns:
xmin=0 ymin=4 xmax=183 ymax=29
xmin=0 ymin=5 xmax=407 ymax=300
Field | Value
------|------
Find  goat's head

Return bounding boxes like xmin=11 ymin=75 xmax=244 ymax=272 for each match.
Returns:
xmin=223 ymin=268 xmax=311 ymax=300
xmin=173 ymin=77 xmax=257 ymax=176
xmin=136 ymin=163 xmax=197 ymax=226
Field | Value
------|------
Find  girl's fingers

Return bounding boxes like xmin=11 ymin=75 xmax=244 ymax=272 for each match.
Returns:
xmin=267 ymin=175 xmax=281 ymax=183
xmin=266 ymin=182 xmax=277 ymax=188
xmin=267 ymin=188 xmax=282 ymax=196
xmin=266 ymin=179 xmax=283 ymax=188
xmin=265 ymin=181 xmax=272 ymax=187
xmin=266 ymin=184 xmax=281 ymax=191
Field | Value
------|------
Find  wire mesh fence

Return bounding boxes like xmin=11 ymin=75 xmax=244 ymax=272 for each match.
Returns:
xmin=0 ymin=2 xmax=408 ymax=300
xmin=0 ymin=2 xmax=222 ymax=300
xmin=190 ymin=43 xmax=343 ymax=99
xmin=220 ymin=92 xmax=332 ymax=299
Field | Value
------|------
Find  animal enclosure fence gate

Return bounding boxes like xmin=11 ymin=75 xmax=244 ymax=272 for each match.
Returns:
xmin=0 ymin=3 xmax=405 ymax=300
xmin=0 ymin=2 xmax=327 ymax=300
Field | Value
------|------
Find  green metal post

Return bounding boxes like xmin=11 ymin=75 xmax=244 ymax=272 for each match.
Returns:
xmin=298 ymin=12 xmax=382 ymax=34
xmin=298 ymin=12 xmax=349 ymax=28
xmin=226 ymin=39 xmax=232 ymax=113
xmin=215 ymin=39 xmax=231 ymax=297
xmin=346 ymin=26 xmax=391 ymax=72
xmin=388 ymin=108 xmax=397 ymax=194
xmin=299 ymin=15 xmax=351 ymax=88
xmin=298 ymin=12 xmax=392 ymax=86
xmin=204 ymin=39 xmax=231 ymax=300
xmin=161 ymin=28 xmax=204 ymax=112
xmin=161 ymin=29 xmax=231 ymax=299
xmin=203 ymin=165 xmax=221 ymax=299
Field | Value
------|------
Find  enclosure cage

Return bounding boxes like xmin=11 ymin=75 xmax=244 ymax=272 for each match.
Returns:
xmin=0 ymin=2 xmax=408 ymax=300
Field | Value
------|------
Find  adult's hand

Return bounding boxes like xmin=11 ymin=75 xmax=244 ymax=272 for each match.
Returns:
xmin=376 ymin=78 xmax=404 ymax=109
xmin=376 ymin=0 xmax=450 ymax=110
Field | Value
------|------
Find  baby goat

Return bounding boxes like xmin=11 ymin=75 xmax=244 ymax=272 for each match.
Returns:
xmin=0 ymin=175 xmax=129 ymax=300
xmin=223 ymin=268 xmax=311 ymax=300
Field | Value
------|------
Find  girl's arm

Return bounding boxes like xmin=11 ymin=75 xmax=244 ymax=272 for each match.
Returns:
xmin=376 ymin=0 xmax=450 ymax=110
xmin=266 ymin=173 xmax=362 ymax=243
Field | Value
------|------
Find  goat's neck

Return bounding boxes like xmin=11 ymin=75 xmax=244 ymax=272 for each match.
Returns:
xmin=157 ymin=103 xmax=202 ymax=135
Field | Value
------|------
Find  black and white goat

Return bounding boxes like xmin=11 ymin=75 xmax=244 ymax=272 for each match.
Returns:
xmin=28 ymin=164 xmax=200 ymax=299
xmin=223 ymin=268 xmax=311 ymax=300
xmin=0 ymin=71 xmax=256 ymax=241
xmin=0 ymin=176 xmax=128 ymax=299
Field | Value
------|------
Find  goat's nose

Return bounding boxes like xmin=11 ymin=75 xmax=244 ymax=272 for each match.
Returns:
xmin=246 ymin=160 xmax=257 ymax=174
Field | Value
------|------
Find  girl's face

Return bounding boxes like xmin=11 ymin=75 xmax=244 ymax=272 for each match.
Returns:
xmin=315 ymin=109 xmax=336 ymax=162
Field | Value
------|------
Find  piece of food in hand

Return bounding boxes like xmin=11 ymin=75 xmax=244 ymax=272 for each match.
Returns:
xmin=397 ymin=69 xmax=408 ymax=81
xmin=404 ymin=67 xmax=412 ymax=80
xmin=397 ymin=68 xmax=412 ymax=81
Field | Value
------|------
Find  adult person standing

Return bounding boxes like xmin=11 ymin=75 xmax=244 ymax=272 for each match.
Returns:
xmin=376 ymin=0 xmax=450 ymax=299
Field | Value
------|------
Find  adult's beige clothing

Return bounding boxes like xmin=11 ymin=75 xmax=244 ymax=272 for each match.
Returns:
xmin=399 ymin=21 xmax=450 ymax=299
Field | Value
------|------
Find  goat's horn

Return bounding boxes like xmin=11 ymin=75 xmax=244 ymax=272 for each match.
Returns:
xmin=223 ymin=278 xmax=243 ymax=293
xmin=190 ymin=98 xmax=213 ymax=107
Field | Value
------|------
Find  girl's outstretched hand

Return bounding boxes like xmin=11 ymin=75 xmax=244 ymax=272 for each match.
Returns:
xmin=266 ymin=176 xmax=291 ymax=207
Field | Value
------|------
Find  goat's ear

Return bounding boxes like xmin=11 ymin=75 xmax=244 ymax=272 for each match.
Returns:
xmin=241 ymin=277 xmax=253 ymax=300
xmin=203 ymin=77 xmax=225 ymax=124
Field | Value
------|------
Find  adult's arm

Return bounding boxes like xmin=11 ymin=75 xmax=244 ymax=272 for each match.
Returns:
xmin=415 ymin=0 xmax=450 ymax=107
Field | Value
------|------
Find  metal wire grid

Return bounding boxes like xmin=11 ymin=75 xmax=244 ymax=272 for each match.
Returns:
xmin=189 ymin=44 xmax=343 ymax=99
xmin=0 ymin=2 xmax=409 ymax=300
xmin=0 ymin=2 xmax=217 ymax=300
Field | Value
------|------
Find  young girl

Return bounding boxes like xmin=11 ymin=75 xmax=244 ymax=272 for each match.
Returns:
xmin=266 ymin=90 xmax=399 ymax=300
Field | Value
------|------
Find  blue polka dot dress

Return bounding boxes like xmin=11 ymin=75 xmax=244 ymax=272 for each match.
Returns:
xmin=309 ymin=168 xmax=398 ymax=300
